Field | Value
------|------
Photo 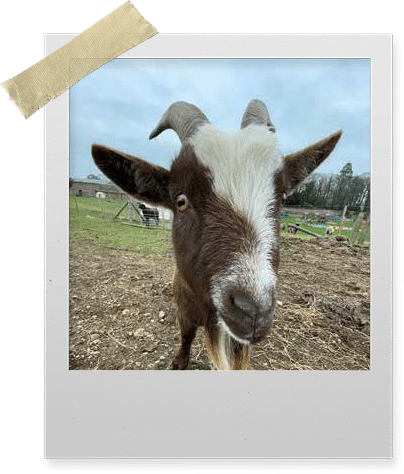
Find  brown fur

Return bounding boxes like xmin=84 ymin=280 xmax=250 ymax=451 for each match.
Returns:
xmin=91 ymin=103 xmax=342 ymax=370
xmin=169 ymin=145 xmax=268 ymax=369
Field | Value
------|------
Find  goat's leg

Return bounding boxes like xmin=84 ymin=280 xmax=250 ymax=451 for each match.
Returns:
xmin=170 ymin=321 xmax=197 ymax=370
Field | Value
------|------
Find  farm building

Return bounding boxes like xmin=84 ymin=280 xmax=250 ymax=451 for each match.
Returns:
xmin=70 ymin=179 xmax=125 ymax=199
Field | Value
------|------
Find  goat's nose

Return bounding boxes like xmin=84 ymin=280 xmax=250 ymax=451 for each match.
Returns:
xmin=231 ymin=294 xmax=259 ymax=321
xmin=229 ymin=292 xmax=275 ymax=343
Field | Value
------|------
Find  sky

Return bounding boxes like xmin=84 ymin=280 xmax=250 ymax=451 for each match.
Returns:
xmin=69 ymin=58 xmax=370 ymax=181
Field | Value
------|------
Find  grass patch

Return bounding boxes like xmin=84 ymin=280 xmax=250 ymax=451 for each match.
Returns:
xmin=69 ymin=196 xmax=369 ymax=254
xmin=70 ymin=196 xmax=172 ymax=259
xmin=70 ymin=194 xmax=126 ymax=219
xmin=70 ymin=195 xmax=170 ymax=226
xmin=281 ymin=215 xmax=370 ymax=244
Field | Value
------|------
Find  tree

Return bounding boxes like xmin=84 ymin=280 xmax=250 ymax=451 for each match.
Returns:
xmin=331 ymin=162 xmax=354 ymax=210
xmin=340 ymin=162 xmax=353 ymax=177
xmin=283 ymin=164 xmax=370 ymax=213
xmin=361 ymin=177 xmax=370 ymax=214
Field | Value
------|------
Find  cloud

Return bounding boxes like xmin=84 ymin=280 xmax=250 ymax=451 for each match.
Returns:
xmin=70 ymin=58 xmax=370 ymax=179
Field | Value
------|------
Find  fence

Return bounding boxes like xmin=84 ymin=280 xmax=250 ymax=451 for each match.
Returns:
xmin=71 ymin=195 xmax=370 ymax=244
xmin=70 ymin=194 xmax=171 ymax=230
xmin=349 ymin=213 xmax=370 ymax=245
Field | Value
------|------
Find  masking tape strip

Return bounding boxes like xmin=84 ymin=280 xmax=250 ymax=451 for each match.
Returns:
xmin=1 ymin=1 xmax=157 ymax=118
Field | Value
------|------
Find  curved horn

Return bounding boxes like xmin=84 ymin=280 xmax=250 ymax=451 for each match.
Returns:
xmin=149 ymin=101 xmax=210 ymax=143
xmin=241 ymin=100 xmax=275 ymax=132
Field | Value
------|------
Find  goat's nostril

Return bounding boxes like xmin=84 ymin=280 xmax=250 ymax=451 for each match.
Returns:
xmin=231 ymin=294 xmax=258 ymax=319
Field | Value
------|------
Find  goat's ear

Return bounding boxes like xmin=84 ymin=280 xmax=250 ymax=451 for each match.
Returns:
xmin=282 ymin=130 xmax=342 ymax=195
xmin=91 ymin=144 xmax=172 ymax=209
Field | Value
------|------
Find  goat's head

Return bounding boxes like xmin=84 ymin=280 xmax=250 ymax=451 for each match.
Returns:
xmin=92 ymin=100 xmax=341 ymax=346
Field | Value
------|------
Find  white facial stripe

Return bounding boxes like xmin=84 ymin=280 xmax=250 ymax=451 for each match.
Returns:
xmin=191 ymin=123 xmax=280 ymax=318
xmin=190 ymin=123 xmax=283 ymax=237
xmin=210 ymin=238 xmax=278 ymax=322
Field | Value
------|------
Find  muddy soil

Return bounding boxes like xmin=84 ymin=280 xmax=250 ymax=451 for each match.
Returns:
xmin=69 ymin=237 xmax=370 ymax=370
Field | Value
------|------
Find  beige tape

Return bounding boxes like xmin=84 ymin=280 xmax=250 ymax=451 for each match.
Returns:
xmin=2 ymin=1 xmax=157 ymax=118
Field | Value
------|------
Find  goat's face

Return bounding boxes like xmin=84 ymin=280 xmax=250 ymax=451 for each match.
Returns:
xmin=169 ymin=128 xmax=283 ymax=344
xmin=92 ymin=100 xmax=342 ymax=346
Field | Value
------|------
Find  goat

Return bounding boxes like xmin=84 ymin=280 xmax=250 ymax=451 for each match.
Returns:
xmin=91 ymin=100 xmax=342 ymax=370
xmin=138 ymin=203 xmax=160 ymax=226
xmin=288 ymin=223 xmax=300 ymax=234
xmin=334 ymin=235 xmax=349 ymax=243
xmin=326 ymin=226 xmax=334 ymax=235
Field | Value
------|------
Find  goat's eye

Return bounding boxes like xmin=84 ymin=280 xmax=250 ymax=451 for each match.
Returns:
xmin=176 ymin=194 xmax=189 ymax=212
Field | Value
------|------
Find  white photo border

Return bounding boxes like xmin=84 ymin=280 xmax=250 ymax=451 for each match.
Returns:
xmin=45 ymin=34 xmax=392 ymax=458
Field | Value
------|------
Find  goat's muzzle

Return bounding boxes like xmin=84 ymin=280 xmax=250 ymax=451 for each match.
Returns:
xmin=222 ymin=289 xmax=276 ymax=344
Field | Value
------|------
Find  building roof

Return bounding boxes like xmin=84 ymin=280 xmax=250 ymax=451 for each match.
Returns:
xmin=71 ymin=179 xmax=121 ymax=193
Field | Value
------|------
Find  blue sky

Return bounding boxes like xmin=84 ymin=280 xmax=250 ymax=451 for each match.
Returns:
xmin=69 ymin=58 xmax=370 ymax=180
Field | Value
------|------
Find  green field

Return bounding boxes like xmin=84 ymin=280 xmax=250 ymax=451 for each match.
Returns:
xmin=69 ymin=195 xmax=171 ymax=226
xmin=70 ymin=196 xmax=370 ymax=253
xmin=69 ymin=195 xmax=172 ymax=258
xmin=280 ymin=215 xmax=370 ymax=244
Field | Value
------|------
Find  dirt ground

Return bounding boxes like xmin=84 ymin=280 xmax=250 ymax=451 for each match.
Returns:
xmin=69 ymin=237 xmax=370 ymax=370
